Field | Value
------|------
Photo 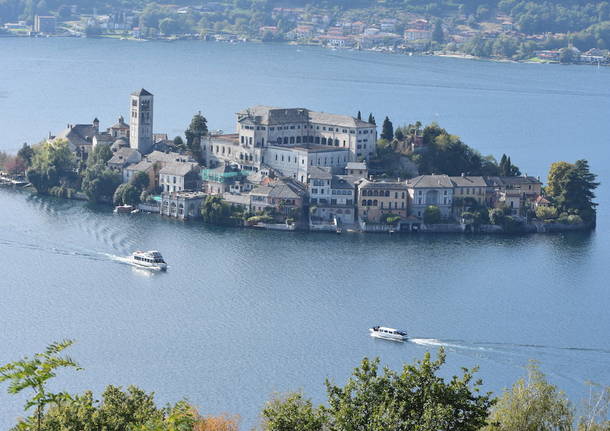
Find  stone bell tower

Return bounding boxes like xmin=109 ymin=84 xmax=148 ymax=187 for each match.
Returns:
xmin=129 ymin=88 xmax=154 ymax=154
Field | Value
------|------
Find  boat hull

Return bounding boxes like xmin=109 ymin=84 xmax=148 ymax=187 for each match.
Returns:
xmin=369 ymin=328 xmax=407 ymax=342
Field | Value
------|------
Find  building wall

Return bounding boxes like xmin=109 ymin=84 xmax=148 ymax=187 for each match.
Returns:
xmin=408 ymin=187 xmax=453 ymax=219
xmin=264 ymin=146 xmax=348 ymax=183
xmin=236 ymin=115 xmax=376 ymax=161
xmin=358 ymin=184 xmax=408 ymax=223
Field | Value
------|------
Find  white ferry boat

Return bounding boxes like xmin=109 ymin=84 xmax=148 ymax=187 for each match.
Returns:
xmin=128 ymin=250 xmax=167 ymax=271
xmin=369 ymin=326 xmax=408 ymax=342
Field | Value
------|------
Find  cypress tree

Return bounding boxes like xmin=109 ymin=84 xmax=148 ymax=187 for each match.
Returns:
xmin=381 ymin=116 xmax=394 ymax=141
xmin=357 ymin=111 xmax=362 ymax=120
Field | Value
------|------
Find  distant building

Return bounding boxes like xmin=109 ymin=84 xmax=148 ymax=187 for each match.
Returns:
xmin=406 ymin=174 xmax=454 ymax=219
xmin=308 ymin=167 xmax=356 ymax=225
xmin=249 ymin=178 xmax=307 ymax=216
xmin=107 ymin=147 xmax=141 ymax=172
xmin=345 ymin=161 xmax=368 ymax=177
xmin=264 ymin=144 xmax=349 ymax=183
xmin=357 ymin=179 xmax=408 ymax=223
xmin=129 ymin=88 xmax=154 ymax=155
xmin=161 ymin=191 xmax=205 ymax=220
xmin=159 ymin=162 xmax=200 ymax=193
xmin=34 ymin=15 xmax=56 ymax=34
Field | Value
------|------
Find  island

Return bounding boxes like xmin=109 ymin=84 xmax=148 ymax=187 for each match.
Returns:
xmin=0 ymin=88 xmax=599 ymax=234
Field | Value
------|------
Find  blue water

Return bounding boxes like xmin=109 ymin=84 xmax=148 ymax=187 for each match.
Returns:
xmin=1 ymin=38 xmax=609 ymax=427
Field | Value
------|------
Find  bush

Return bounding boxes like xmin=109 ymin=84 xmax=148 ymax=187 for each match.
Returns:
xmin=535 ymin=205 xmax=558 ymax=220
xmin=423 ymin=205 xmax=441 ymax=224
xmin=247 ymin=215 xmax=273 ymax=224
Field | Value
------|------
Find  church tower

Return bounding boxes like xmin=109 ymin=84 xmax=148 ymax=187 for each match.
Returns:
xmin=129 ymin=88 xmax=154 ymax=154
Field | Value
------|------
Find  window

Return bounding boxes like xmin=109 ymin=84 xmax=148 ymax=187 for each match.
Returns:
xmin=362 ymin=200 xmax=366 ymax=206
xmin=373 ymin=200 xmax=378 ymax=206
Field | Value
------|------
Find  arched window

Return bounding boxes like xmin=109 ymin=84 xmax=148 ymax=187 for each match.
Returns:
xmin=277 ymin=137 xmax=282 ymax=144
xmin=385 ymin=191 xmax=390 ymax=197
xmin=334 ymin=139 xmax=339 ymax=146
xmin=321 ymin=137 xmax=327 ymax=145
xmin=362 ymin=200 xmax=366 ymax=206
xmin=373 ymin=190 xmax=379 ymax=197
xmin=367 ymin=199 xmax=373 ymax=206
xmin=373 ymin=200 xmax=378 ymax=206
xmin=296 ymin=136 xmax=301 ymax=143
xmin=380 ymin=202 xmax=384 ymax=209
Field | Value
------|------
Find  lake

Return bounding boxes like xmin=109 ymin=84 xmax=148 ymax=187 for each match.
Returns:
xmin=1 ymin=38 xmax=609 ymax=428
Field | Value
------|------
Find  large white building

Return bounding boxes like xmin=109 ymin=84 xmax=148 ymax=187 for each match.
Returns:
xmin=203 ymin=106 xmax=376 ymax=182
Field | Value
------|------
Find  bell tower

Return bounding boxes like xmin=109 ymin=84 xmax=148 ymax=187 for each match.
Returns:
xmin=129 ymin=88 xmax=154 ymax=154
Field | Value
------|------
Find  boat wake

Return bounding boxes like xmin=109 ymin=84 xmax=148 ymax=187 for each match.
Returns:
xmin=409 ymin=338 xmax=610 ymax=356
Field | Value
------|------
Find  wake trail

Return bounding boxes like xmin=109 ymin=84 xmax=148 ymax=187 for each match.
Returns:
xmin=409 ymin=338 xmax=610 ymax=357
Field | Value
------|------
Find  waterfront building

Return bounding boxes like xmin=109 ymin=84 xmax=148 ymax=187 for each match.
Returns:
xmin=160 ymin=191 xmax=205 ymax=220
xmin=357 ymin=179 xmax=408 ymax=224
xmin=308 ymin=167 xmax=356 ymax=226
xmin=159 ymin=162 xmax=200 ymax=193
xmin=123 ymin=160 xmax=156 ymax=190
xmin=449 ymin=175 xmax=488 ymax=215
xmin=485 ymin=176 xmax=543 ymax=216
xmin=129 ymin=88 xmax=154 ymax=155
xmin=34 ymin=15 xmax=56 ymax=34
xmin=406 ymin=174 xmax=454 ymax=219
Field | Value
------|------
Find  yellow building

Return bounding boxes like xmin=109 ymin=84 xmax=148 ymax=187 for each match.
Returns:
xmin=357 ymin=179 xmax=408 ymax=223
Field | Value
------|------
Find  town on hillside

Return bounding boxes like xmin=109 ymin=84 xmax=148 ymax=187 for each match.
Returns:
xmin=2 ymin=0 xmax=610 ymax=65
xmin=1 ymin=88 xmax=593 ymax=234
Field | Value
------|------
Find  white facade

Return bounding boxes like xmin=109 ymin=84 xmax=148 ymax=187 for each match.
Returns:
xmin=264 ymin=145 xmax=349 ymax=183
xmin=235 ymin=106 xmax=377 ymax=162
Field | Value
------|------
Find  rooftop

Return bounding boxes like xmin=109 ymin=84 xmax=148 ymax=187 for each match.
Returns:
xmin=237 ymin=106 xmax=374 ymax=128
xmin=407 ymin=174 xmax=453 ymax=188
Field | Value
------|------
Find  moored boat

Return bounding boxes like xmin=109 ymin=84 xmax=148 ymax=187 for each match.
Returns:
xmin=369 ymin=326 xmax=408 ymax=342
xmin=114 ymin=205 xmax=135 ymax=214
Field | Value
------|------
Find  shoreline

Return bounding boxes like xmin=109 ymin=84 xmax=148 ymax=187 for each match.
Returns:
xmin=2 ymin=33 xmax=606 ymax=67
xmin=0 ymin=184 xmax=594 ymax=236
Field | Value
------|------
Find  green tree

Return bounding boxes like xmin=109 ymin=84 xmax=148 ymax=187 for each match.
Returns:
xmin=17 ymin=143 xmax=34 ymax=168
xmin=423 ymin=205 xmax=442 ymax=224
xmin=484 ymin=362 xmax=573 ymax=431
xmin=201 ymin=195 xmax=234 ymax=225
xmin=0 ymin=340 xmax=81 ymax=431
xmin=87 ymin=144 xmax=113 ymax=168
xmin=185 ymin=111 xmax=208 ymax=163
xmin=535 ymin=206 xmax=558 ymax=221
xmin=381 ymin=116 xmax=394 ymax=141
xmin=27 ymin=139 xmax=76 ymax=194
xmin=325 ymin=349 xmax=493 ymax=431
xmin=367 ymin=113 xmax=376 ymax=125
xmin=130 ymin=171 xmax=150 ymax=191
xmin=262 ymin=392 xmax=327 ymax=431
xmin=113 ymin=183 xmax=140 ymax=206
xmin=81 ymin=166 xmax=122 ymax=203
xmin=546 ymin=160 xmax=599 ymax=222
xmin=499 ymin=154 xmax=521 ymax=176
xmin=357 ymin=111 xmax=362 ymax=120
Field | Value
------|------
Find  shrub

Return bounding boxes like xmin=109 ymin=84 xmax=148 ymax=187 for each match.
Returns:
xmin=423 ymin=205 xmax=441 ymax=224
xmin=535 ymin=205 xmax=558 ymax=220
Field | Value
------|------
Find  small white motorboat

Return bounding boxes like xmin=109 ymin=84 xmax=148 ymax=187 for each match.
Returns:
xmin=128 ymin=250 xmax=167 ymax=271
xmin=369 ymin=326 xmax=408 ymax=342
